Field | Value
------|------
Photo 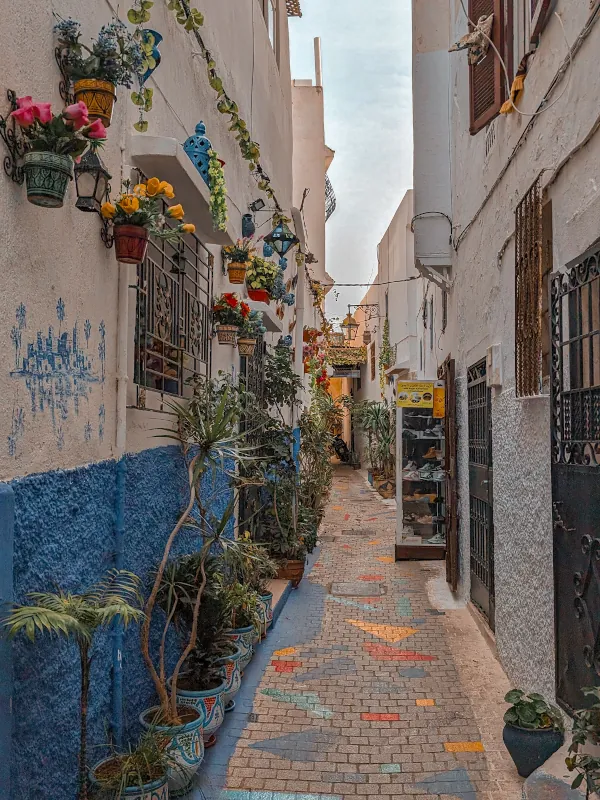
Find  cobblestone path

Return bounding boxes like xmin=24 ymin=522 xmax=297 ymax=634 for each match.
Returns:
xmin=197 ymin=468 xmax=523 ymax=799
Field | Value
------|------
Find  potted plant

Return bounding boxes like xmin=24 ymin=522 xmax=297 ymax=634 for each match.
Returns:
xmin=10 ymin=97 xmax=106 ymax=207
xmin=212 ymin=293 xmax=245 ymax=345
xmin=566 ymin=687 xmax=600 ymax=797
xmin=54 ymin=17 xmax=145 ymax=127
xmin=90 ymin=730 xmax=170 ymax=800
xmin=222 ymin=237 xmax=255 ymax=284
xmin=502 ymin=689 xmax=564 ymax=778
xmin=101 ymin=178 xmax=195 ymax=264
xmin=303 ymin=327 xmax=321 ymax=344
xmin=245 ymin=256 xmax=280 ymax=303
xmin=2 ymin=571 xmax=143 ymax=800
xmin=223 ymin=534 xmax=278 ymax=640
xmin=221 ymin=581 xmax=261 ymax=672
xmin=238 ymin=309 xmax=266 ymax=357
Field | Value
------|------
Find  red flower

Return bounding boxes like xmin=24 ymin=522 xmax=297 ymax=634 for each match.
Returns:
xmin=224 ymin=293 xmax=238 ymax=308
xmin=240 ymin=302 xmax=250 ymax=318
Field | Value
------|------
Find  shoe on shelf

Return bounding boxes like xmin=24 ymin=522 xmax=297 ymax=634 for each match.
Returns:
xmin=403 ymin=429 xmax=418 ymax=439
xmin=416 ymin=515 xmax=433 ymax=524
xmin=426 ymin=532 xmax=447 ymax=545
xmin=404 ymin=513 xmax=417 ymax=523
xmin=432 ymin=515 xmax=446 ymax=523
xmin=403 ymin=470 xmax=421 ymax=480
xmin=414 ymin=492 xmax=437 ymax=503
xmin=432 ymin=470 xmax=446 ymax=481
xmin=423 ymin=447 xmax=437 ymax=459
xmin=403 ymin=460 xmax=418 ymax=472
xmin=419 ymin=464 xmax=434 ymax=477
xmin=430 ymin=424 xmax=445 ymax=437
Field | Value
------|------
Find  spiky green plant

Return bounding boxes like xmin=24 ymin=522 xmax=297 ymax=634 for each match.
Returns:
xmin=2 ymin=570 xmax=143 ymax=800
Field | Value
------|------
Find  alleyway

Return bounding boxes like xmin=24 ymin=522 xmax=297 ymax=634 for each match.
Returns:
xmin=197 ymin=469 xmax=523 ymax=800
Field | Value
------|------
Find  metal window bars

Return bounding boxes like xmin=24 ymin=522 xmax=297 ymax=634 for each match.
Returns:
xmin=325 ymin=174 xmax=337 ymax=222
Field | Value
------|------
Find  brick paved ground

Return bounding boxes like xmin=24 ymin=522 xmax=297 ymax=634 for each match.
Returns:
xmin=204 ymin=468 xmax=523 ymax=799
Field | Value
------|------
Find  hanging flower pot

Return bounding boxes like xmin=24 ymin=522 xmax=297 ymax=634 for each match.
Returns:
xmin=23 ymin=151 xmax=74 ymax=208
xmin=114 ymin=224 xmax=149 ymax=264
xmin=73 ymin=78 xmax=117 ymax=127
xmin=216 ymin=324 xmax=239 ymax=345
xmin=237 ymin=337 xmax=257 ymax=356
xmin=248 ymin=288 xmax=271 ymax=304
xmin=227 ymin=262 xmax=247 ymax=284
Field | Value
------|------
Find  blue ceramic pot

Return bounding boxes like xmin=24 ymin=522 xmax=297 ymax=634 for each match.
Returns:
xmin=502 ymin=723 xmax=564 ymax=778
xmin=224 ymin=625 xmax=254 ymax=671
xmin=171 ymin=677 xmax=226 ymax=746
xmin=215 ymin=644 xmax=242 ymax=711
xmin=90 ymin=758 xmax=169 ymax=799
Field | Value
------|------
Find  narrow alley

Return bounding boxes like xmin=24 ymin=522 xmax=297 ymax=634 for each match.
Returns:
xmin=197 ymin=469 xmax=523 ymax=800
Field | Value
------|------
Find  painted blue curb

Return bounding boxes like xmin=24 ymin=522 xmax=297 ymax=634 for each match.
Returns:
xmin=271 ymin=581 xmax=293 ymax=627
xmin=0 ymin=483 xmax=14 ymax=800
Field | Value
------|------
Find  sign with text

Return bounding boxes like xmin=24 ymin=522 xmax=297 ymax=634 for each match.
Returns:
xmin=396 ymin=381 xmax=434 ymax=408
xmin=433 ymin=381 xmax=446 ymax=418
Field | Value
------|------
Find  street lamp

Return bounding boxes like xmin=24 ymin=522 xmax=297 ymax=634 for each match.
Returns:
xmin=341 ymin=311 xmax=359 ymax=342
xmin=74 ymin=148 xmax=113 ymax=248
xmin=264 ymin=219 xmax=299 ymax=257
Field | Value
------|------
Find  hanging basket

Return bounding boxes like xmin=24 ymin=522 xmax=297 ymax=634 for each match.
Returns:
xmin=227 ymin=262 xmax=247 ymax=284
xmin=247 ymin=288 xmax=270 ymax=304
xmin=23 ymin=152 xmax=73 ymax=208
xmin=74 ymin=78 xmax=117 ymax=127
xmin=114 ymin=224 xmax=149 ymax=264
xmin=216 ymin=324 xmax=239 ymax=345
xmin=237 ymin=338 xmax=257 ymax=356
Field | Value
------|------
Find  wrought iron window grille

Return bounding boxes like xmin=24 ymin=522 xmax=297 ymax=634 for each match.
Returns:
xmin=325 ymin=174 xmax=337 ymax=222
xmin=0 ymin=90 xmax=26 ymax=185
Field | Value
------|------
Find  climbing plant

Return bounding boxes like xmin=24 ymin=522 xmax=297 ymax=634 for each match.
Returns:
xmin=208 ymin=148 xmax=228 ymax=231
xmin=379 ymin=319 xmax=394 ymax=394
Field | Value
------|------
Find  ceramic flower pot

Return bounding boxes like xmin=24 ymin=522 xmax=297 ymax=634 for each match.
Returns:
xmin=74 ymin=78 xmax=117 ymax=127
xmin=257 ymin=593 xmax=274 ymax=636
xmin=375 ymin=478 xmax=395 ymax=499
xmin=276 ymin=559 xmax=305 ymax=588
xmin=90 ymin=758 xmax=169 ymax=799
xmin=367 ymin=469 xmax=374 ymax=486
xmin=139 ymin=706 xmax=204 ymax=798
xmin=227 ymin=262 xmax=247 ymax=284
xmin=502 ymin=723 xmax=564 ymax=778
xmin=237 ymin=338 xmax=257 ymax=356
xmin=247 ymin=288 xmax=270 ymax=303
xmin=171 ymin=678 xmax=227 ymax=748
xmin=224 ymin=625 xmax=254 ymax=672
xmin=23 ymin=151 xmax=73 ymax=208
xmin=216 ymin=324 xmax=239 ymax=345
xmin=114 ymin=224 xmax=149 ymax=264
xmin=215 ymin=645 xmax=242 ymax=712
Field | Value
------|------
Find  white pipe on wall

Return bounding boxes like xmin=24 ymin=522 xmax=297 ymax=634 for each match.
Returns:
xmin=314 ymin=38 xmax=323 ymax=88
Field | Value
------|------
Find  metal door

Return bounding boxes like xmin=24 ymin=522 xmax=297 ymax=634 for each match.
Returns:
xmin=440 ymin=358 xmax=459 ymax=592
xmin=551 ymin=247 xmax=600 ymax=713
xmin=468 ymin=359 xmax=495 ymax=629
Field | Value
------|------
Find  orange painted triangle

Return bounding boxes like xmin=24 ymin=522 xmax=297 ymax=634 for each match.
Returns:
xmin=345 ymin=619 xmax=418 ymax=643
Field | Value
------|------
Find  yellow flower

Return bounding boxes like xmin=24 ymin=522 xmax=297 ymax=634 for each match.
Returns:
xmin=146 ymin=177 xmax=162 ymax=197
xmin=118 ymin=195 xmax=140 ymax=215
xmin=182 ymin=223 xmax=196 ymax=234
xmin=100 ymin=202 xmax=116 ymax=219
xmin=133 ymin=183 xmax=147 ymax=196
xmin=165 ymin=203 xmax=185 ymax=220
xmin=159 ymin=181 xmax=175 ymax=199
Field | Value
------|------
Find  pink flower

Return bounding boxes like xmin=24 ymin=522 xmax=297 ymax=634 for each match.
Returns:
xmin=63 ymin=101 xmax=89 ymax=130
xmin=85 ymin=118 xmax=107 ymax=140
xmin=10 ymin=96 xmax=36 ymax=127
xmin=33 ymin=102 xmax=52 ymax=123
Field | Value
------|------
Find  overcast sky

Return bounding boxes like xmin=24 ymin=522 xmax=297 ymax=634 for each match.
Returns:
xmin=289 ymin=0 xmax=413 ymax=323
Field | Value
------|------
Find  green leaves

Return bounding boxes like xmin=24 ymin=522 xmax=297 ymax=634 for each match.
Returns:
xmin=503 ymin=688 xmax=564 ymax=732
xmin=133 ymin=119 xmax=149 ymax=132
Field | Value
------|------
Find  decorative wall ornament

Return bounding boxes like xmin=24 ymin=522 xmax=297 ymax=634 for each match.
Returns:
xmin=183 ymin=121 xmax=212 ymax=186
xmin=0 ymin=91 xmax=26 ymax=184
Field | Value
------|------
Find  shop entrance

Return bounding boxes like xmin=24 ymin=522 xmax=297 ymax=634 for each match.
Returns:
xmin=467 ymin=358 xmax=495 ymax=630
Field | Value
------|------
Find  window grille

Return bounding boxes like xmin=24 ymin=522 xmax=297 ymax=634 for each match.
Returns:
xmin=515 ymin=177 xmax=543 ymax=397
xmin=134 ymin=177 xmax=213 ymax=399
xmin=325 ymin=174 xmax=337 ymax=222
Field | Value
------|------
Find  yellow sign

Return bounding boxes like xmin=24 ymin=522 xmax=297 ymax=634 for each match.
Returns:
xmin=433 ymin=381 xmax=445 ymax=418
xmin=396 ymin=381 xmax=434 ymax=408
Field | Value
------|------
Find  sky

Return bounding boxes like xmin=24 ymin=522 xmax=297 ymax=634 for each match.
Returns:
xmin=289 ymin=0 xmax=413 ymax=323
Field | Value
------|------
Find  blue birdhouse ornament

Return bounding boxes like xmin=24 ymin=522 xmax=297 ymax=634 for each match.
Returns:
xmin=263 ymin=241 xmax=274 ymax=258
xmin=183 ymin=122 xmax=213 ymax=186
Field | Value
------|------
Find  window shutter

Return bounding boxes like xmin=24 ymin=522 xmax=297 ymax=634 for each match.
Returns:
xmin=530 ymin=0 xmax=551 ymax=42
xmin=469 ymin=0 xmax=505 ymax=135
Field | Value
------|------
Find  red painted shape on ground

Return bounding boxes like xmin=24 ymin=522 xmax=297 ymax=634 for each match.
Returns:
xmin=361 ymin=712 xmax=400 ymax=721
xmin=358 ymin=574 xmax=385 ymax=581
xmin=362 ymin=597 xmax=383 ymax=603
xmin=314 ymin=562 xmax=322 ymax=567
xmin=366 ymin=517 xmax=379 ymax=522
xmin=344 ymin=513 xmax=350 ymax=521
xmin=271 ymin=660 xmax=302 ymax=673
xmin=364 ymin=643 xmax=436 ymax=662
xmin=342 ymin=544 xmax=352 ymax=550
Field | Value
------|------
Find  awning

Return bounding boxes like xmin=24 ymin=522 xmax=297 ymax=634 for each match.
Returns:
xmin=327 ymin=345 xmax=368 ymax=367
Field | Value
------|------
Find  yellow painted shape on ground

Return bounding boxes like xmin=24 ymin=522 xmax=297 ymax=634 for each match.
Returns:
xmin=377 ymin=556 xmax=395 ymax=564
xmin=416 ymin=698 xmax=436 ymax=706
xmin=444 ymin=741 xmax=485 ymax=752
xmin=332 ymin=506 xmax=343 ymax=511
xmin=274 ymin=647 xmax=297 ymax=657
xmin=345 ymin=619 xmax=418 ymax=643
xmin=368 ymin=540 xmax=381 ymax=546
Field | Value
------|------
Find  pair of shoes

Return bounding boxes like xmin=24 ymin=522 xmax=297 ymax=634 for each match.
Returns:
xmin=423 ymin=447 xmax=441 ymax=460
xmin=419 ymin=464 xmax=435 ymax=478
xmin=426 ymin=532 xmax=447 ymax=545
xmin=403 ymin=461 xmax=418 ymax=473
xmin=414 ymin=493 xmax=436 ymax=503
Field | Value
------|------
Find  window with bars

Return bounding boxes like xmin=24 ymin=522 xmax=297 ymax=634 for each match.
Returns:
xmin=134 ymin=179 xmax=213 ymax=400
xmin=515 ymin=177 xmax=544 ymax=397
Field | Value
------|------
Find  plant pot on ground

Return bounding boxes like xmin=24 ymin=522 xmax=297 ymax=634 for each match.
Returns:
xmin=221 ymin=581 xmax=261 ymax=670
xmin=566 ymin=687 xmax=600 ymax=796
xmin=139 ymin=705 xmax=203 ymax=797
xmin=215 ymin=643 xmax=243 ymax=712
xmin=90 ymin=730 xmax=170 ymax=800
xmin=502 ymin=689 xmax=565 ymax=778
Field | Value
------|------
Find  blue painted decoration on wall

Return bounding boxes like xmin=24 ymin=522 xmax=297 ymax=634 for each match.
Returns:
xmin=183 ymin=121 xmax=212 ymax=187
xmin=8 ymin=300 xmax=106 ymax=455
xmin=139 ymin=30 xmax=163 ymax=84
xmin=242 ymin=213 xmax=255 ymax=238
xmin=263 ymin=241 xmax=274 ymax=258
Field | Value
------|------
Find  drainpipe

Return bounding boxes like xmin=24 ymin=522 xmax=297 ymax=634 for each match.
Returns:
xmin=111 ymin=259 xmax=130 ymax=747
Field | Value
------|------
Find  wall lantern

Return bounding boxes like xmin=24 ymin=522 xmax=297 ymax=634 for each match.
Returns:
xmin=249 ymin=198 xmax=266 ymax=213
xmin=264 ymin=219 xmax=299 ymax=257
xmin=74 ymin=148 xmax=113 ymax=247
xmin=341 ymin=311 xmax=359 ymax=342
xmin=242 ymin=213 xmax=256 ymax=238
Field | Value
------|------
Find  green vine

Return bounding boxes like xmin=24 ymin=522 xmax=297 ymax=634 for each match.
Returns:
xmin=379 ymin=319 xmax=394 ymax=393
xmin=208 ymin=148 xmax=228 ymax=232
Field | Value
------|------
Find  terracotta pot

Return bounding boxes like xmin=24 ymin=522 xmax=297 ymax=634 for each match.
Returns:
xmin=276 ymin=559 xmax=305 ymax=588
xmin=237 ymin=338 xmax=257 ymax=356
xmin=247 ymin=288 xmax=270 ymax=303
xmin=23 ymin=152 xmax=73 ymax=208
xmin=114 ymin=224 xmax=149 ymax=264
xmin=227 ymin=262 xmax=247 ymax=284
xmin=216 ymin=324 xmax=239 ymax=345
xmin=74 ymin=78 xmax=117 ymax=127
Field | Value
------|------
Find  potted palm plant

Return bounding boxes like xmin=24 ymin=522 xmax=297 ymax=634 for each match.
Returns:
xmin=237 ymin=309 xmax=266 ymax=357
xmin=90 ymin=730 xmax=171 ymax=800
xmin=101 ymin=177 xmax=195 ymax=264
xmin=222 ymin=237 xmax=255 ymax=284
xmin=10 ymin=96 xmax=106 ymax=207
xmin=2 ymin=571 xmax=143 ymax=800
xmin=54 ymin=17 xmax=145 ymax=127
xmin=245 ymin=256 xmax=280 ymax=303
xmin=503 ymin=689 xmax=564 ymax=778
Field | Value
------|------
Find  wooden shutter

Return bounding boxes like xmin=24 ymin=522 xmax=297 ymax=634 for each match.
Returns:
xmin=469 ymin=0 xmax=505 ymax=135
xmin=530 ymin=0 xmax=551 ymax=42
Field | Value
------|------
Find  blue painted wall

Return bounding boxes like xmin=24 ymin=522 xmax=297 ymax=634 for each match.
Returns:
xmin=0 ymin=484 xmax=14 ymax=800
xmin=8 ymin=446 xmax=233 ymax=800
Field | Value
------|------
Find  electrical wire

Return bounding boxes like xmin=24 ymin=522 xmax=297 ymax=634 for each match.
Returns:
xmin=320 ymin=276 xmax=421 ymax=288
